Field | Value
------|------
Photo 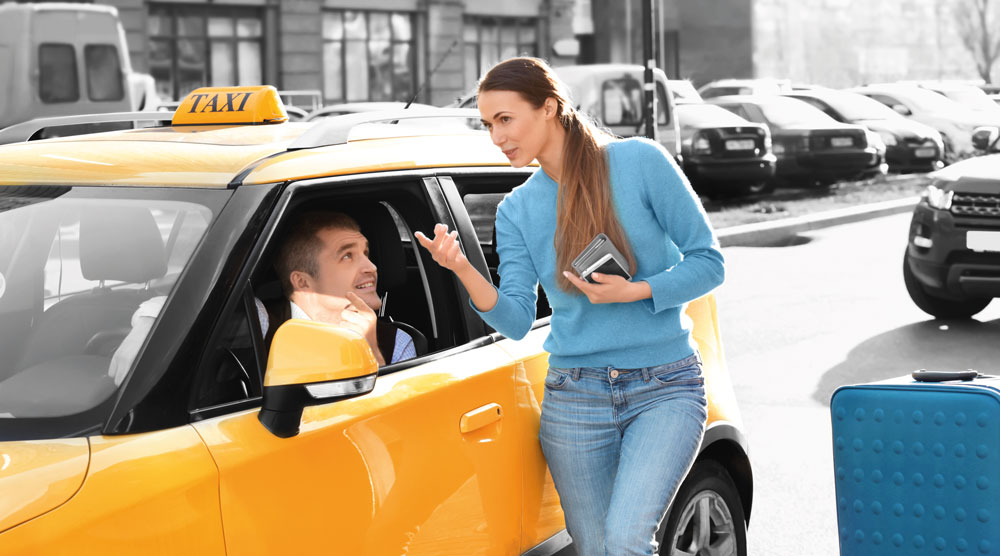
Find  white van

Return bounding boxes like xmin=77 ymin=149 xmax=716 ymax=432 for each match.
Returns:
xmin=0 ymin=3 xmax=134 ymax=130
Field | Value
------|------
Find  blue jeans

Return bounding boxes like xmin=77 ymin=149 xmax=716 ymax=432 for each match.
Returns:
xmin=539 ymin=353 xmax=707 ymax=556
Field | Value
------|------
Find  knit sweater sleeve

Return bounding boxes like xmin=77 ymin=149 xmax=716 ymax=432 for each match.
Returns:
xmin=469 ymin=197 xmax=538 ymax=339
xmin=635 ymin=140 xmax=726 ymax=313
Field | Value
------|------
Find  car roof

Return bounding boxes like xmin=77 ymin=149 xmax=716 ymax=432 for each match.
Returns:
xmin=0 ymin=88 xmax=518 ymax=188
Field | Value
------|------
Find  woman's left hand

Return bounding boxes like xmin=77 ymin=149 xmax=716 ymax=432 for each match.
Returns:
xmin=562 ymin=271 xmax=651 ymax=304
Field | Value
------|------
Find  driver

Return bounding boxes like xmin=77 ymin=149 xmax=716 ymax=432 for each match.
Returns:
xmin=270 ymin=211 xmax=416 ymax=367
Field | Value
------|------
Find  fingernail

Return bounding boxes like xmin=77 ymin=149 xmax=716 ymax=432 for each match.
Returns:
xmin=562 ymin=271 xmax=570 ymax=278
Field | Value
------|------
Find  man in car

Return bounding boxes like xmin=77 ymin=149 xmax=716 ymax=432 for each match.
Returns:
xmin=269 ymin=211 xmax=416 ymax=366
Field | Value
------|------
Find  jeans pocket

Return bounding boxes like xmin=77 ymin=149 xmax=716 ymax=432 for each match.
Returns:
xmin=545 ymin=368 xmax=570 ymax=390
xmin=651 ymin=364 xmax=704 ymax=387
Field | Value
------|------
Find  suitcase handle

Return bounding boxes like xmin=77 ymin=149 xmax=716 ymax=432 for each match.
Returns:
xmin=912 ymin=369 xmax=979 ymax=382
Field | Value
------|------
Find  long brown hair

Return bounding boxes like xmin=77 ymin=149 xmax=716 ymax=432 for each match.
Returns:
xmin=479 ymin=57 xmax=636 ymax=292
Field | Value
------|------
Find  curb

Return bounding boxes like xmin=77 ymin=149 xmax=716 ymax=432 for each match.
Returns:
xmin=716 ymin=196 xmax=920 ymax=247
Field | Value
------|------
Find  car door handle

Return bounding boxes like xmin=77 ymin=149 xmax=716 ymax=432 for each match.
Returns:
xmin=460 ymin=403 xmax=503 ymax=433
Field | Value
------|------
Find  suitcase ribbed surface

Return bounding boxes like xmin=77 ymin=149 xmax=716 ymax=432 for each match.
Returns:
xmin=831 ymin=384 xmax=1000 ymax=555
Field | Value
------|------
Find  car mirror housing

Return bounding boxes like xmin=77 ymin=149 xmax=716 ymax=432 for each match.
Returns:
xmin=259 ymin=319 xmax=378 ymax=438
xmin=971 ymin=126 xmax=1000 ymax=152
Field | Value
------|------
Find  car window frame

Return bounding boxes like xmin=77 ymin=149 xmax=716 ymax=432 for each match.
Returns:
xmin=185 ymin=169 xmax=507 ymax=425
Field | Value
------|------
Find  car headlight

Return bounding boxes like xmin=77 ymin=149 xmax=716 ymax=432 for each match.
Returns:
xmin=876 ymin=130 xmax=898 ymax=146
xmin=923 ymin=183 xmax=954 ymax=210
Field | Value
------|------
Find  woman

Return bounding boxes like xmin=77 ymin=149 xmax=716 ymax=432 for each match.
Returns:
xmin=415 ymin=57 xmax=724 ymax=556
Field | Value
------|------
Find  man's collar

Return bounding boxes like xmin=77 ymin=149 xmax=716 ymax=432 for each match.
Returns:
xmin=289 ymin=300 xmax=312 ymax=321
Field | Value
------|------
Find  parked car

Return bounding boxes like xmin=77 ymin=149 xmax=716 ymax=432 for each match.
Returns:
xmin=916 ymin=81 xmax=1000 ymax=116
xmin=675 ymin=103 xmax=775 ymax=197
xmin=784 ymin=89 xmax=945 ymax=173
xmin=903 ymin=153 xmax=1000 ymax=318
xmin=708 ymin=95 xmax=881 ymax=186
xmin=698 ymin=78 xmax=793 ymax=100
xmin=850 ymin=83 xmax=1000 ymax=161
xmin=0 ymin=85 xmax=752 ymax=555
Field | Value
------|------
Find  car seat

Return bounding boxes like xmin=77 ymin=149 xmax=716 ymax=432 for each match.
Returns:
xmin=16 ymin=206 xmax=167 ymax=372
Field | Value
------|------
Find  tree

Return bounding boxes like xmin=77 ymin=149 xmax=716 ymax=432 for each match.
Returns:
xmin=954 ymin=0 xmax=1000 ymax=83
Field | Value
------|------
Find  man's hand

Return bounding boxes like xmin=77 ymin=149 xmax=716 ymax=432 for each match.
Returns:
xmin=562 ymin=271 xmax=651 ymax=304
xmin=415 ymin=223 xmax=471 ymax=274
xmin=342 ymin=291 xmax=385 ymax=366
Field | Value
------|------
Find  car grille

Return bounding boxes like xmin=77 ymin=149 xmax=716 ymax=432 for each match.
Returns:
xmin=951 ymin=192 xmax=1000 ymax=218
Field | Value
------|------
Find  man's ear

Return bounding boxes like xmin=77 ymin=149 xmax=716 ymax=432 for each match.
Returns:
xmin=289 ymin=270 xmax=313 ymax=292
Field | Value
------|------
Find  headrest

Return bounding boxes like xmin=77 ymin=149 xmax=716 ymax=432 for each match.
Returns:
xmin=80 ymin=206 xmax=167 ymax=283
xmin=352 ymin=203 xmax=406 ymax=293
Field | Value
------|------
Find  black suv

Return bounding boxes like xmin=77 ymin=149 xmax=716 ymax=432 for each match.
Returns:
xmin=904 ymin=151 xmax=1000 ymax=318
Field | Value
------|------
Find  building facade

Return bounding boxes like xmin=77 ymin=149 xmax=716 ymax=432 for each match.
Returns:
xmin=98 ymin=0 xmax=577 ymax=106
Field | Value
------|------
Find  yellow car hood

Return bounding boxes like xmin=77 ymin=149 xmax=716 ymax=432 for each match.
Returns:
xmin=0 ymin=439 xmax=89 ymax=533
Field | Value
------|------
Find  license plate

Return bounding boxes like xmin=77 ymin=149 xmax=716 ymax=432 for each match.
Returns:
xmin=914 ymin=147 xmax=936 ymax=158
xmin=830 ymin=137 xmax=854 ymax=147
xmin=725 ymin=139 xmax=755 ymax=151
xmin=967 ymin=231 xmax=1000 ymax=252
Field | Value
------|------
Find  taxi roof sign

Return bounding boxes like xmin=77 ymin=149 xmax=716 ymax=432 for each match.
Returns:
xmin=172 ymin=85 xmax=288 ymax=126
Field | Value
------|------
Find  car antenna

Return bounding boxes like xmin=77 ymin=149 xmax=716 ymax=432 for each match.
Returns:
xmin=405 ymin=39 xmax=458 ymax=109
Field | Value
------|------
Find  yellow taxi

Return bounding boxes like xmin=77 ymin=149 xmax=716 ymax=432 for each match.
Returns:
xmin=0 ymin=86 xmax=751 ymax=555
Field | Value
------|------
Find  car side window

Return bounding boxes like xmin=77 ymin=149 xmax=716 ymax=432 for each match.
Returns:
xmin=450 ymin=174 xmax=552 ymax=321
xmin=251 ymin=183 xmax=471 ymax=371
xmin=84 ymin=45 xmax=125 ymax=102
xmin=656 ymin=82 xmax=670 ymax=125
xmin=190 ymin=288 xmax=263 ymax=411
xmin=39 ymin=44 xmax=79 ymax=103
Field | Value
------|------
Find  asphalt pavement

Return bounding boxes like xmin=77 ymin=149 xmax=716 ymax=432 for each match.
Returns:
xmin=717 ymin=212 xmax=1000 ymax=555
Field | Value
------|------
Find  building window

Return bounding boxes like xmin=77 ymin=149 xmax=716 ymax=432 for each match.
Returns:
xmin=322 ymin=9 xmax=416 ymax=103
xmin=463 ymin=17 xmax=537 ymax=88
xmin=148 ymin=5 xmax=264 ymax=102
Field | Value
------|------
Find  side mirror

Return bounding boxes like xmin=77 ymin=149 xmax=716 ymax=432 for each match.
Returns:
xmin=892 ymin=104 xmax=912 ymax=116
xmin=602 ymin=87 xmax=625 ymax=126
xmin=258 ymin=319 xmax=378 ymax=438
xmin=971 ymin=126 xmax=1000 ymax=152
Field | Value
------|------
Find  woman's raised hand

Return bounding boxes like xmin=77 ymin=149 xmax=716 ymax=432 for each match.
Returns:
xmin=415 ymin=223 xmax=471 ymax=274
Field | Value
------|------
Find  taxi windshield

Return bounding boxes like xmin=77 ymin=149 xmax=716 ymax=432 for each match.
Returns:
xmin=0 ymin=186 xmax=225 ymax=427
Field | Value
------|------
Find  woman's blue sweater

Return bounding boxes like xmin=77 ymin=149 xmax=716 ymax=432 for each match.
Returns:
xmin=473 ymin=137 xmax=725 ymax=369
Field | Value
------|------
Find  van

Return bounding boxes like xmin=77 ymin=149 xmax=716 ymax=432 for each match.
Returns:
xmin=0 ymin=3 xmax=133 ymax=130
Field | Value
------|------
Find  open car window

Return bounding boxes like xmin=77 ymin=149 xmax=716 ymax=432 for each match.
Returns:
xmin=0 ymin=186 xmax=224 ymax=428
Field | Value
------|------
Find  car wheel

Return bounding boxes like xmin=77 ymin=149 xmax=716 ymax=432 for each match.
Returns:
xmin=657 ymin=460 xmax=747 ymax=556
xmin=903 ymin=250 xmax=991 ymax=319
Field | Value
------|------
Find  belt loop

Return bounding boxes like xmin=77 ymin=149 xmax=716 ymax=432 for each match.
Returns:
xmin=641 ymin=366 xmax=651 ymax=382
xmin=571 ymin=367 xmax=582 ymax=381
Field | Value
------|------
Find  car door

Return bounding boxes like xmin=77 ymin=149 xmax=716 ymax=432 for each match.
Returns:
xmin=189 ymin=176 xmax=523 ymax=555
xmin=439 ymin=174 xmax=569 ymax=553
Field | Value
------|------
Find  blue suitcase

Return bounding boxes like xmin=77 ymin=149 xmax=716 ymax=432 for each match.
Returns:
xmin=831 ymin=370 xmax=1000 ymax=555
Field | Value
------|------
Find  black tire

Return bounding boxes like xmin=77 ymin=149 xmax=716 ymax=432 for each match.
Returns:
xmin=903 ymin=249 xmax=991 ymax=319
xmin=657 ymin=460 xmax=747 ymax=556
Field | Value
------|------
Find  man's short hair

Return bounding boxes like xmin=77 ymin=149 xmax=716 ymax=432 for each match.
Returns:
xmin=275 ymin=211 xmax=361 ymax=298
